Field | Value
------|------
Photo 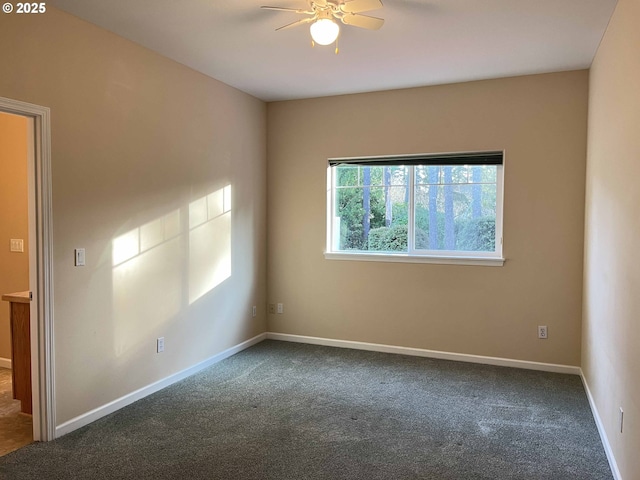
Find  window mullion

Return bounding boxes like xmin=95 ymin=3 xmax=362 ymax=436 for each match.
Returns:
xmin=408 ymin=166 xmax=415 ymax=254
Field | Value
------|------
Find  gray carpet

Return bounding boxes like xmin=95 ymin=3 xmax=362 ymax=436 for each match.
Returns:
xmin=0 ymin=340 xmax=612 ymax=479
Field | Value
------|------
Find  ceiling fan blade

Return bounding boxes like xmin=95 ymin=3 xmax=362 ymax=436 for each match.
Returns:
xmin=341 ymin=13 xmax=384 ymax=30
xmin=313 ymin=0 xmax=328 ymax=6
xmin=261 ymin=5 xmax=313 ymax=14
xmin=340 ymin=0 xmax=383 ymax=14
xmin=276 ymin=17 xmax=315 ymax=30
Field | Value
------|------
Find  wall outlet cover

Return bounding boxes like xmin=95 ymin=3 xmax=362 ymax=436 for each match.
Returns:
xmin=10 ymin=239 xmax=24 ymax=252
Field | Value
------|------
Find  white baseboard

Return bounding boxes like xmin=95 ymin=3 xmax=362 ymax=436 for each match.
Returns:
xmin=266 ymin=332 xmax=582 ymax=375
xmin=581 ymin=372 xmax=622 ymax=480
xmin=0 ymin=357 xmax=11 ymax=369
xmin=55 ymin=332 xmax=267 ymax=438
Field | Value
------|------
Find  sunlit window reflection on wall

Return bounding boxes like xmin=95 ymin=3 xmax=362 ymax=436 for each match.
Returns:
xmin=111 ymin=209 xmax=182 ymax=358
xmin=110 ymin=185 xmax=232 ymax=358
xmin=188 ymin=185 xmax=232 ymax=304
xmin=112 ymin=210 xmax=182 ymax=267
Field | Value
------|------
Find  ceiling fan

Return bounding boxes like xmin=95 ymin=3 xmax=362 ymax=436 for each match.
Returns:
xmin=261 ymin=0 xmax=384 ymax=52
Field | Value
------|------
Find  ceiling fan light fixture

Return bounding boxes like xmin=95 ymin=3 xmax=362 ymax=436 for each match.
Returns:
xmin=310 ymin=18 xmax=340 ymax=45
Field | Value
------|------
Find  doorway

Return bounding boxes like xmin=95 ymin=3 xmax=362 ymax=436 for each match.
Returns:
xmin=0 ymin=112 xmax=33 ymax=454
xmin=0 ymin=97 xmax=55 ymax=448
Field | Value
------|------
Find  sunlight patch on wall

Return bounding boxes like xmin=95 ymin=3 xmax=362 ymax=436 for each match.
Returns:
xmin=112 ymin=209 xmax=182 ymax=358
xmin=110 ymin=185 xmax=232 ymax=357
xmin=141 ymin=209 xmax=181 ymax=252
xmin=112 ymin=229 xmax=139 ymax=267
xmin=112 ymin=209 xmax=182 ymax=268
xmin=188 ymin=185 xmax=232 ymax=304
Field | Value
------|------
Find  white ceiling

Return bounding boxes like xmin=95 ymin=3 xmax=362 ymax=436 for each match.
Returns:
xmin=47 ymin=0 xmax=617 ymax=102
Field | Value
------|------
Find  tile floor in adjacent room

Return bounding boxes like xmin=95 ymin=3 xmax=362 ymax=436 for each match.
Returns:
xmin=0 ymin=367 xmax=33 ymax=456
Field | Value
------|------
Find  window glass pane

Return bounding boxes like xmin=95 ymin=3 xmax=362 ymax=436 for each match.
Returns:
xmin=336 ymin=166 xmax=360 ymax=187
xmin=334 ymin=187 xmax=365 ymax=250
xmin=333 ymin=180 xmax=408 ymax=252
xmin=470 ymin=165 xmax=497 ymax=183
xmin=366 ymin=166 xmax=384 ymax=186
xmin=336 ymin=165 xmax=409 ymax=187
xmin=414 ymin=165 xmax=497 ymax=252
xmin=450 ymin=165 xmax=469 ymax=184
xmin=386 ymin=166 xmax=409 ymax=186
xmin=367 ymin=186 xmax=408 ymax=252
xmin=415 ymin=165 xmax=441 ymax=185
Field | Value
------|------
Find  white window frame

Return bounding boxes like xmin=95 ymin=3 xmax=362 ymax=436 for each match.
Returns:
xmin=325 ymin=152 xmax=505 ymax=266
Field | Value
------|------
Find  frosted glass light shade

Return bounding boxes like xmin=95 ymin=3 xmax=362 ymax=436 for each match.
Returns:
xmin=310 ymin=19 xmax=340 ymax=45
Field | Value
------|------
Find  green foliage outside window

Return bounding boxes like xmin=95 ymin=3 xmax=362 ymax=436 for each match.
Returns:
xmin=334 ymin=164 xmax=497 ymax=253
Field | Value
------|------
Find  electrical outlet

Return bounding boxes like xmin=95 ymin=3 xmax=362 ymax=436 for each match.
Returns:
xmin=10 ymin=239 xmax=24 ymax=252
xmin=620 ymin=407 xmax=624 ymax=433
xmin=157 ymin=337 xmax=165 ymax=353
xmin=538 ymin=326 xmax=548 ymax=339
xmin=268 ymin=304 xmax=276 ymax=314
xmin=277 ymin=303 xmax=284 ymax=314
xmin=252 ymin=305 xmax=257 ymax=317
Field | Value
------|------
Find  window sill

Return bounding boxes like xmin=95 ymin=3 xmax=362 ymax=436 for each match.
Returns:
xmin=323 ymin=252 xmax=505 ymax=267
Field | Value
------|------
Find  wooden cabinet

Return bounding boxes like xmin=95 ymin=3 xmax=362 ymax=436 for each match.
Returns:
xmin=2 ymin=291 xmax=31 ymax=415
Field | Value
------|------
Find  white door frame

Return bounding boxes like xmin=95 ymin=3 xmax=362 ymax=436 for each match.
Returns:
xmin=0 ymin=96 xmax=55 ymax=441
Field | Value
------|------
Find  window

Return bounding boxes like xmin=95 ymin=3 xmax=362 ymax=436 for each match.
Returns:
xmin=325 ymin=151 xmax=504 ymax=266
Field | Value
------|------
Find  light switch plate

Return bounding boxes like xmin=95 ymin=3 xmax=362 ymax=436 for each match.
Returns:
xmin=74 ymin=248 xmax=86 ymax=266
xmin=10 ymin=239 xmax=24 ymax=252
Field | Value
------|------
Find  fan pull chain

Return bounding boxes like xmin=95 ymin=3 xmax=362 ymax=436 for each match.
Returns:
xmin=335 ymin=36 xmax=339 ymax=54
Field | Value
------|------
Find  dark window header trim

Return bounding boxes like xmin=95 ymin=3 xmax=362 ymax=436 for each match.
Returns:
xmin=328 ymin=150 xmax=504 ymax=167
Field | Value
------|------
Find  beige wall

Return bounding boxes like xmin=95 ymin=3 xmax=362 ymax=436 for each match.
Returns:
xmin=583 ymin=0 xmax=640 ymax=477
xmin=0 ymin=8 xmax=267 ymax=424
xmin=267 ymin=71 xmax=588 ymax=366
xmin=0 ymin=113 xmax=30 ymax=361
